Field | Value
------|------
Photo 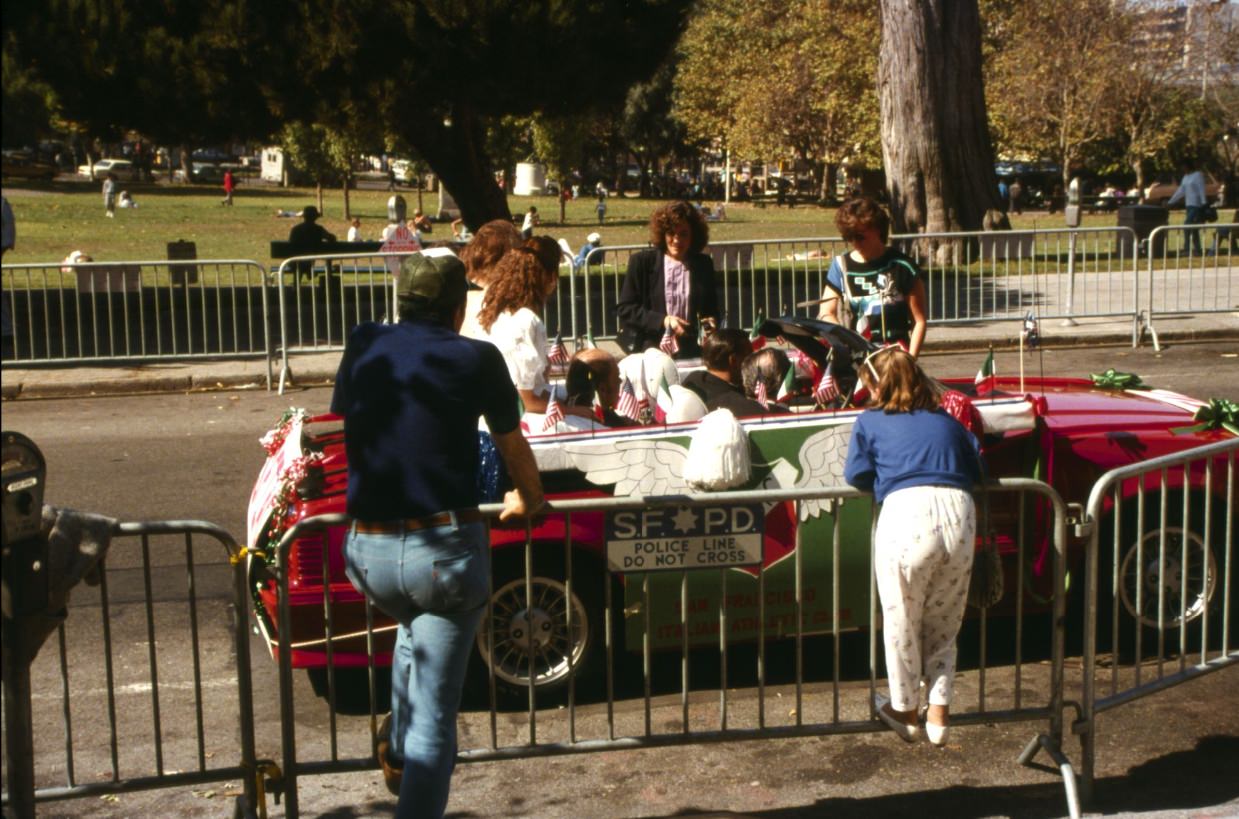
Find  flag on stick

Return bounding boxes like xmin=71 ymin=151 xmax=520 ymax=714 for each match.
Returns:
xmin=975 ymin=347 xmax=996 ymax=392
xmin=547 ymin=334 xmax=570 ymax=367
xmin=814 ymin=359 xmax=840 ymax=405
xmin=659 ymin=327 xmax=680 ymax=356
xmin=653 ymin=373 xmax=675 ymax=422
xmin=755 ymin=379 xmax=770 ymax=409
xmin=616 ymin=376 xmax=641 ymax=421
xmin=749 ymin=310 xmax=767 ymax=351
xmin=542 ymin=391 xmax=564 ymax=431
xmin=776 ymin=362 xmax=796 ymax=402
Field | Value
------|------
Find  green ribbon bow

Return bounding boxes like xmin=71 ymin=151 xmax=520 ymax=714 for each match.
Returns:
xmin=1171 ymin=398 xmax=1239 ymax=437
xmin=1089 ymin=369 xmax=1146 ymax=390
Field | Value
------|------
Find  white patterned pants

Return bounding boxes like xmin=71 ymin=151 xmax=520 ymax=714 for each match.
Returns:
xmin=874 ymin=486 xmax=976 ymax=712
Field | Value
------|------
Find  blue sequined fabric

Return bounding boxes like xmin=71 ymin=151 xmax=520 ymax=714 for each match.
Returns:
xmin=476 ymin=431 xmax=510 ymax=502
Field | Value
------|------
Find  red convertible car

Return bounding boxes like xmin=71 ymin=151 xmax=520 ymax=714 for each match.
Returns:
xmin=246 ymin=318 xmax=1233 ymax=698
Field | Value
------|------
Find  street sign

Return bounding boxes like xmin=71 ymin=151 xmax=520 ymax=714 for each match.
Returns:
xmin=380 ymin=223 xmax=421 ymax=275
xmin=605 ymin=504 xmax=764 ymax=573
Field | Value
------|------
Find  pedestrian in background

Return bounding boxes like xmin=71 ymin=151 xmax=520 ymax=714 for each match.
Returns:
xmin=844 ymin=346 xmax=981 ymax=747
xmin=221 ymin=169 xmax=235 ymax=206
xmin=332 ymin=252 xmax=545 ymax=818
xmin=1167 ymin=159 xmax=1210 ymax=255
xmin=521 ymin=205 xmax=540 ymax=239
xmin=102 ymin=173 xmax=117 ymax=218
xmin=346 ymin=218 xmax=362 ymax=242
xmin=595 ymin=193 xmax=607 ymax=225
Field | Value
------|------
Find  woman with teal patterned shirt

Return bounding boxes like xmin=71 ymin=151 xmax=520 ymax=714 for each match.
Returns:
xmin=817 ymin=197 xmax=928 ymax=357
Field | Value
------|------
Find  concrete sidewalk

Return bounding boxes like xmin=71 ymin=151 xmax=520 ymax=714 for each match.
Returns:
xmin=2 ymin=311 xmax=1236 ymax=401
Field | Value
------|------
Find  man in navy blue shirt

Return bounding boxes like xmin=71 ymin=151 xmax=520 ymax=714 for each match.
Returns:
xmin=331 ymin=252 xmax=544 ymax=818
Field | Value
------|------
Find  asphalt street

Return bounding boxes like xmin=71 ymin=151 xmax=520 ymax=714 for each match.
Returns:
xmin=3 ymin=340 xmax=1237 ymax=818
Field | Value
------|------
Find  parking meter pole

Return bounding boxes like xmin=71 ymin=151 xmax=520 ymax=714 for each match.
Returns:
xmin=2 ymin=616 xmax=37 ymax=819
xmin=1 ymin=431 xmax=48 ymax=819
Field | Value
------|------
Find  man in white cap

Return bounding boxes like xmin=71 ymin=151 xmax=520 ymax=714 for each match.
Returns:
xmin=574 ymin=231 xmax=602 ymax=270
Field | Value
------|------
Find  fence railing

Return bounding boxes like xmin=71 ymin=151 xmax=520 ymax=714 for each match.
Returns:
xmin=1 ymin=519 xmax=261 ymax=816
xmin=1076 ymin=437 xmax=1238 ymax=804
xmin=576 ymin=227 xmax=1144 ymax=345
xmin=267 ymin=478 xmax=1078 ymax=819
xmin=1 ymin=260 xmax=270 ymax=367
xmin=1139 ymin=223 xmax=1237 ymax=350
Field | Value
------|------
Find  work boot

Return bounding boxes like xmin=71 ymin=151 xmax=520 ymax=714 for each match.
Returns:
xmin=376 ymin=713 xmax=403 ymax=795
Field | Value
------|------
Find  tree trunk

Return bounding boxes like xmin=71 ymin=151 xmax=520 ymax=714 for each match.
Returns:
xmin=342 ymin=173 xmax=352 ymax=220
xmin=878 ymin=0 xmax=999 ymax=260
xmin=402 ymin=105 xmax=511 ymax=231
xmin=179 ymin=146 xmax=191 ymax=186
xmin=316 ymin=183 xmax=324 ymax=216
xmin=559 ymin=177 xmax=567 ymax=223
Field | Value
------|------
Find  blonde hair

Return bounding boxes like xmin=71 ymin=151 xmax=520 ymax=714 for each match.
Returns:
xmin=858 ymin=346 xmax=938 ymax=412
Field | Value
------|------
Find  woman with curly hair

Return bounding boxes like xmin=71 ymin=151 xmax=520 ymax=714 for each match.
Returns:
xmin=478 ymin=242 xmax=585 ymax=418
xmin=616 ymin=200 xmax=719 ymax=359
xmin=844 ymin=346 xmax=981 ymax=747
xmin=459 ymin=219 xmax=523 ymax=339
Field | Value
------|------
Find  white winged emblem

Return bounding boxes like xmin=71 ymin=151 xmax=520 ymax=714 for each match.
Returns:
xmin=760 ymin=424 xmax=852 ymax=520
xmin=564 ymin=438 xmax=691 ymax=497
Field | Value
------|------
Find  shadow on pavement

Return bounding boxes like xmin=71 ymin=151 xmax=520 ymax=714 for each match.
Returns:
xmin=660 ymin=734 xmax=1239 ymax=819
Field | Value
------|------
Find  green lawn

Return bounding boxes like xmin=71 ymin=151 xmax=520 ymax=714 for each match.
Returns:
xmin=1 ymin=177 xmax=1132 ymax=266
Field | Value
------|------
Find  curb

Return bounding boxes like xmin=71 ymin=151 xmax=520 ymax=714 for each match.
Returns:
xmin=2 ymin=327 xmax=1237 ymax=400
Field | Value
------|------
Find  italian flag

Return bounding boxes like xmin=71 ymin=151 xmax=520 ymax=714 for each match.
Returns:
xmin=975 ymin=349 xmax=996 ymax=389
xmin=653 ymin=373 xmax=675 ymax=423
xmin=776 ymin=361 xmax=796 ymax=402
xmin=749 ymin=310 xmax=767 ymax=351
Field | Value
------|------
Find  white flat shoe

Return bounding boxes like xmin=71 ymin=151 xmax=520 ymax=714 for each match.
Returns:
xmin=926 ymin=720 xmax=949 ymax=746
xmin=874 ymin=694 xmax=920 ymax=743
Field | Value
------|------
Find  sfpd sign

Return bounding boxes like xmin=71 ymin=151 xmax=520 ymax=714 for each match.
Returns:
xmin=605 ymin=505 xmax=764 ymax=573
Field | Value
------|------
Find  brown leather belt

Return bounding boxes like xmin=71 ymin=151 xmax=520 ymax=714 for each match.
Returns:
xmin=354 ymin=509 xmax=485 ymax=534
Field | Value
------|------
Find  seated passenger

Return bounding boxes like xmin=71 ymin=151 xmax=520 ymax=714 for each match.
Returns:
xmin=682 ymin=328 xmax=752 ymax=409
xmin=564 ymin=349 xmax=639 ymax=428
xmin=710 ymin=348 xmax=792 ymax=417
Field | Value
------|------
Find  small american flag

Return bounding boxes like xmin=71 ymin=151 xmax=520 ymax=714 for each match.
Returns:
xmin=814 ymin=360 xmax=840 ymax=405
xmin=659 ymin=328 xmax=680 ymax=355
xmin=542 ymin=391 xmax=564 ymax=432
xmin=616 ymin=376 xmax=641 ymax=421
xmin=547 ymin=334 xmax=570 ymax=367
xmin=755 ymin=379 xmax=770 ymax=409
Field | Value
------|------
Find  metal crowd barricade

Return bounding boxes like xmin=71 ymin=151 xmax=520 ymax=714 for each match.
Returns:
xmin=267 ymin=478 xmax=1079 ymax=819
xmin=1138 ymin=223 xmax=1237 ymax=351
xmin=273 ymin=252 xmax=404 ymax=393
xmin=1 ymin=259 xmax=270 ymax=369
xmin=1 ymin=520 xmax=262 ymax=817
xmin=1076 ymin=438 xmax=1237 ymax=804
xmin=575 ymin=227 xmax=1140 ymax=344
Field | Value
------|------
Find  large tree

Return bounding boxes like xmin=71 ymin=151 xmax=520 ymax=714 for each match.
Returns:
xmin=3 ymin=0 xmax=690 ymax=228
xmin=878 ymin=0 xmax=1001 ymax=245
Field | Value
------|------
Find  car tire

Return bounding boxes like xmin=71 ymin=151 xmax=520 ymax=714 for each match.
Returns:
xmin=1089 ymin=493 xmax=1230 ymax=661
xmin=471 ymin=546 xmax=612 ymax=705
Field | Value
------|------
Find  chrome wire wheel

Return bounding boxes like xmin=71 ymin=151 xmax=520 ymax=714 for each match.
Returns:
xmin=1118 ymin=526 xmax=1217 ymax=630
xmin=477 ymin=575 xmax=590 ymax=690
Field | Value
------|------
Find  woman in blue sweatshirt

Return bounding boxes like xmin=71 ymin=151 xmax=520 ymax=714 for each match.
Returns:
xmin=844 ymin=346 xmax=981 ymax=746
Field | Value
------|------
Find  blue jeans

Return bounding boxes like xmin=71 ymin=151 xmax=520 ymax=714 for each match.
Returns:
xmin=343 ymin=520 xmax=488 ymax=819
xmin=1184 ymin=205 xmax=1205 ymax=253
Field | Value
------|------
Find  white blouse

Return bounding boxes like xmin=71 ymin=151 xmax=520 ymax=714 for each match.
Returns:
xmin=483 ymin=307 xmax=549 ymax=395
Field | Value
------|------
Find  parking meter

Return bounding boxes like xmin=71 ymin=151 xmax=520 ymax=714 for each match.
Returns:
xmin=1065 ymin=177 xmax=1082 ymax=229
xmin=1 ymin=431 xmax=48 ymax=618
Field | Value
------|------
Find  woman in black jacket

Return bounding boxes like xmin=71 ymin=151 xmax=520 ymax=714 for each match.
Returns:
xmin=617 ymin=201 xmax=719 ymax=359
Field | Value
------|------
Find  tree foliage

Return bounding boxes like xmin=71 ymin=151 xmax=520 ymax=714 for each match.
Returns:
xmin=673 ymin=0 xmax=879 ymax=195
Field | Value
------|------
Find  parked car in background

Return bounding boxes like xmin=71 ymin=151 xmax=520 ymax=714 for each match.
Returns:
xmin=1144 ymin=173 xmax=1221 ymax=206
xmin=76 ymin=158 xmax=138 ymax=181
xmin=390 ymin=159 xmax=417 ymax=185
xmin=1 ymin=151 xmax=58 ymax=181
